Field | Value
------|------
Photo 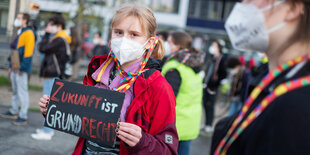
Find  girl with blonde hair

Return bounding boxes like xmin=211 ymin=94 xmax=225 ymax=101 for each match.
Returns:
xmin=38 ymin=4 xmax=178 ymax=155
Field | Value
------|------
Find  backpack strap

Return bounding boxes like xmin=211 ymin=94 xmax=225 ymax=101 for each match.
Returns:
xmin=143 ymin=68 xmax=158 ymax=79
xmin=59 ymin=37 xmax=71 ymax=57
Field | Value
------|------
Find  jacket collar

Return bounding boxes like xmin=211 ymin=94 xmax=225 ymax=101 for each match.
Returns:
xmin=53 ymin=30 xmax=71 ymax=44
xmin=20 ymin=26 xmax=33 ymax=34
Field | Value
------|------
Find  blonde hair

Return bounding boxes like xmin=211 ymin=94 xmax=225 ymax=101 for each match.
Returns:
xmin=111 ymin=4 xmax=165 ymax=59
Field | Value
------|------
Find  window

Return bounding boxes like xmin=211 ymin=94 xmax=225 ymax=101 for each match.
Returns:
xmin=0 ymin=0 xmax=9 ymax=34
xmin=0 ymin=9 xmax=8 ymax=29
xmin=188 ymin=0 xmax=237 ymax=21
xmin=223 ymin=1 xmax=236 ymax=20
xmin=145 ymin=0 xmax=180 ymax=13
xmin=114 ymin=0 xmax=180 ymax=13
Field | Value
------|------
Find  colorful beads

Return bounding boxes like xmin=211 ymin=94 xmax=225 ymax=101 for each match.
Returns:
xmin=214 ymin=53 xmax=310 ymax=155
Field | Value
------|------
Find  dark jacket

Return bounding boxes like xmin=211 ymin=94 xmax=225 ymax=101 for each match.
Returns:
xmin=211 ymin=60 xmax=310 ymax=155
xmin=72 ymin=55 xmax=179 ymax=155
xmin=205 ymin=55 xmax=227 ymax=90
xmin=90 ymin=45 xmax=110 ymax=57
xmin=230 ymin=68 xmax=252 ymax=103
xmin=39 ymin=32 xmax=70 ymax=77
xmin=248 ymin=63 xmax=269 ymax=93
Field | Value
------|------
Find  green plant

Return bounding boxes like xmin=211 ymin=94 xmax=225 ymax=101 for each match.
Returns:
xmin=28 ymin=84 xmax=42 ymax=91
xmin=0 ymin=76 xmax=11 ymax=87
xmin=0 ymin=75 xmax=42 ymax=91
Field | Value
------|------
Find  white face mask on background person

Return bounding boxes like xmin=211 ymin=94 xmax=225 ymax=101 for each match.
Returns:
xmin=50 ymin=26 xmax=58 ymax=34
xmin=168 ymin=41 xmax=179 ymax=53
xmin=111 ymin=37 xmax=148 ymax=65
xmin=209 ymin=46 xmax=217 ymax=55
xmin=93 ymin=38 xmax=100 ymax=45
xmin=225 ymin=1 xmax=286 ymax=52
xmin=164 ymin=41 xmax=171 ymax=56
xmin=228 ymin=68 xmax=239 ymax=76
xmin=14 ymin=19 xmax=22 ymax=27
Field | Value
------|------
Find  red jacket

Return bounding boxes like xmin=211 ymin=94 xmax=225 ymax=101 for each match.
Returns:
xmin=72 ymin=55 xmax=178 ymax=155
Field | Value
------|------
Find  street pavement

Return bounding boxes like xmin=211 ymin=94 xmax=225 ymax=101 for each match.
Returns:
xmin=0 ymin=106 xmax=211 ymax=155
xmin=0 ymin=106 xmax=78 ymax=155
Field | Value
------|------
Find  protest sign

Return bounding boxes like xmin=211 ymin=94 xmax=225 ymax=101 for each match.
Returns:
xmin=44 ymin=79 xmax=125 ymax=147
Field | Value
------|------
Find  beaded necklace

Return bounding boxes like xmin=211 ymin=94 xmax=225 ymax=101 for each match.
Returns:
xmin=167 ymin=49 xmax=191 ymax=64
xmin=214 ymin=54 xmax=310 ymax=155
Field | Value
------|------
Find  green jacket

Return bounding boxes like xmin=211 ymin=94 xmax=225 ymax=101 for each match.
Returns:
xmin=162 ymin=59 xmax=203 ymax=141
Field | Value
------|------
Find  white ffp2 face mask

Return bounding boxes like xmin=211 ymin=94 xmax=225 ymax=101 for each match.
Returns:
xmin=50 ymin=26 xmax=58 ymax=34
xmin=111 ymin=37 xmax=148 ymax=65
xmin=164 ymin=41 xmax=171 ymax=56
xmin=209 ymin=46 xmax=217 ymax=55
xmin=93 ymin=38 xmax=100 ymax=45
xmin=225 ymin=1 xmax=286 ymax=52
xmin=228 ymin=68 xmax=239 ymax=76
xmin=14 ymin=19 xmax=22 ymax=27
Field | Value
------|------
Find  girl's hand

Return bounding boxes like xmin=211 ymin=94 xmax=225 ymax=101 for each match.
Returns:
xmin=39 ymin=95 xmax=50 ymax=115
xmin=116 ymin=122 xmax=142 ymax=147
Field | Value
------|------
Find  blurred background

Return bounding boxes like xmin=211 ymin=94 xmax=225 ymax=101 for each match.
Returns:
xmin=0 ymin=0 xmax=265 ymax=70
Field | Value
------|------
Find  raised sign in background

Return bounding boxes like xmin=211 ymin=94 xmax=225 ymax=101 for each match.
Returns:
xmin=44 ymin=79 xmax=125 ymax=147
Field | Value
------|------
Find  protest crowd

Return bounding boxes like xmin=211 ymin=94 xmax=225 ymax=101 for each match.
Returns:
xmin=1 ymin=0 xmax=310 ymax=155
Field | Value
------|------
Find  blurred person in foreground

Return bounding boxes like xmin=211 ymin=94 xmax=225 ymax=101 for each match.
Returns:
xmin=202 ymin=40 xmax=227 ymax=133
xmin=38 ymin=4 xmax=178 ymax=154
xmin=226 ymin=57 xmax=252 ymax=117
xmin=0 ymin=13 xmax=35 ymax=126
xmin=162 ymin=31 xmax=204 ymax=155
xmin=212 ymin=0 xmax=310 ymax=154
xmin=31 ymin=14 xmax=71 ymax=140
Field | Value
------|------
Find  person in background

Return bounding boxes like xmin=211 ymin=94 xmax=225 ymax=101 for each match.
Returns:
xmin=249 ymin=54 xmax=269 ymax=93
xmin=212 ymin=0 xmax=310 ymax=154
xmin=226 ymin=57 xmax=252 ymax=116
xmin=157 ymin=31 xmax=171 ymax=67
xmin=162 ymin=31 xmax=204 ymax=155
xmin=7 ymin=28 xmax=20 ymax=84
xmin=38 ymin=4 xmax=178 ymax=154
xmin=31 ymin=14 xmax=71 ymax=140
xmin=157 ymin=31 xmax=168 ymax=42
xmin=90 ymin=31 xmax=110 ymax=57
xmin=0 ymin=13 xmax=35 ymax=126
xmin=69 ymin=27 xmax=82 ymax=80
xmin=202 ymin=40 xmax=227 ymax=133
xmin=157 ymin=31 xmax=170 ymax=55
xmin=81 ymin=24 xmax=93 ymax=57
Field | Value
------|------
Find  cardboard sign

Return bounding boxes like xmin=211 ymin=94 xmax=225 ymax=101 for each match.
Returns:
xmin=44 ymin=79 xmax=125 ymax=147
